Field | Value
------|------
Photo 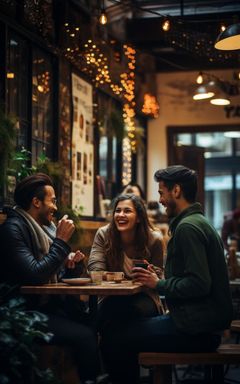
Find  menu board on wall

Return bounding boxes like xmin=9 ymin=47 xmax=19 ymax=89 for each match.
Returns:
xmin=71 ymin=73 xmax=94 ymax=216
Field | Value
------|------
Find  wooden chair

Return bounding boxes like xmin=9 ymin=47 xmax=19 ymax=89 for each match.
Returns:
xmin=139 ymin=344 xmax=240 ymax=384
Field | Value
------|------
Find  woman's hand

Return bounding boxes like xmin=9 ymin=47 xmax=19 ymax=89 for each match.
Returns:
xmin=65 ymin=250 xmax=85 ymax=269
xmin=132 ymin=265 xmax=160 ymax=289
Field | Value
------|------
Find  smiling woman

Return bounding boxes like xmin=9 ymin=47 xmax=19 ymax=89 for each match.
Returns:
xmin=88 ymin=193 xmax=164 ymax=329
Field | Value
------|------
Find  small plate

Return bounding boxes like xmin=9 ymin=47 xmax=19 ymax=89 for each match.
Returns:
xmin=62 ymin=278 xmax=91 ymax=286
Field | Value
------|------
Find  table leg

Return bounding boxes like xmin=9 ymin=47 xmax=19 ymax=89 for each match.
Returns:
xmin=89 ymin=295 xmax=98 ymax=327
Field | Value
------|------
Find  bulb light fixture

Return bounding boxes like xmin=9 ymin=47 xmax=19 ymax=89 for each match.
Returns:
xmin=162 ymin=18 xmax=170 ymax=32
xmin=210 ymin=93 xmax=230 ymax=105
xmin=196 ymin=72 xmax=203 ymax=84
xmin=210 ymin=98 xmax=230 ymax=105
xmin=193 ymin=81 xmax=215 ymax=100
xmin=99 ymin=0 xmax=107 ymax=25
xmin=215 ymin=23 xmax=240 ymax=50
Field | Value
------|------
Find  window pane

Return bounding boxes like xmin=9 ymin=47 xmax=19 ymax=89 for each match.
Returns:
xmin=205 ymin=174 xmax=232 ymax=231
xmin=32 ymin=48 xmax=53 ymax=163
xmin=196 ymin=132 xmax=232 ymax=157
xmin=176 ymin=133 xmax=192 ymax=145
xmin=6 ymin=32 xmax=29 ymax=148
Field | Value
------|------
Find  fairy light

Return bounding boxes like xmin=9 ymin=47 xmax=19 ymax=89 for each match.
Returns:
xmin=142 ymin=93 xmax=159 ymax=118
xmin=122 ymin=137 xmax=132 ymax=185
xmin=121 ymin=45 xmax=137 ymax=153
xmin=37 ymin=71 xmax=50 ymax=93
xmin=63 ymin=25 xmax=138 ymax=153
xmin=196 ymin=71 xmax=203 ymax=84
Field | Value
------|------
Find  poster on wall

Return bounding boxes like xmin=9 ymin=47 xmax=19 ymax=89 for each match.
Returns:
xmin=71 ymin=73 xmax=94 ymax=216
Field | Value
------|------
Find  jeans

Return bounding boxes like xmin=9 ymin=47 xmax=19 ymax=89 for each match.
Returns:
xmin=100 ymin=314 xmax=221 ymax=384
xmin=47 ymin=313 xmax=100 ymax=382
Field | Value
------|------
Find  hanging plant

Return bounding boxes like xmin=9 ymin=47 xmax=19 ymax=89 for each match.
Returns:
xmin=0 ymin=110 xmax=17 ymax=193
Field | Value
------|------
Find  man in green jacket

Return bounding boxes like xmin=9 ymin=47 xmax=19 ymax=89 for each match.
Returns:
xmin=101 ymin=165 xmax=233 ymax=384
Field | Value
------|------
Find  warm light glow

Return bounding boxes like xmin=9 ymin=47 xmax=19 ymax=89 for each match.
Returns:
xmin=37 ymin=85 xmax=44 ymax=93
xmin=122 ymin=137 xmax=132 ymax=185
xmin=210 ymin=97 xmax=230 ymax=105
xmin=99 ymin=11 xmax=107 ymax=25
xmin=142 ymin=93 xmax=159 ymax=118
xmin=7 ymin=72 xmax=14 ymax=79
xmin=193 ymin=84 xmax=215 ymax=100
xmin=193 ymin=91 xmax=214 ymax=100
xmin=220 ymin=24 xmax=226 ymax=32
xmin=196 ymin=72 xmax=203 ymax=84
xmin=162 ymin=19 xmax=170 ymax=31
xmin=215 ymin=23 xmax=240 ymax=50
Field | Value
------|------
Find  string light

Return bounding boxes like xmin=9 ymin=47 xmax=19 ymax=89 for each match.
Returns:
xmin=196 ymin=72 xmax=203 ymax=84
xmin=122 ymin=137 xmax=132 ymax=185
xmin=142 ymin=93 xmax=159 ymax=118
xmin=63 ymin=23 xmax=138 ymax=152
xmin=162 ymin=18 xmax=170 ymax=32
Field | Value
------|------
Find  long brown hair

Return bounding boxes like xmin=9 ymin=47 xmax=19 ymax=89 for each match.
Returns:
xmin=106 ymin=194 xmax=153 ymax=270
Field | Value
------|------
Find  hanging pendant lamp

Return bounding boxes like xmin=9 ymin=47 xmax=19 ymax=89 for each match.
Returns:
xmin=215 ymin=23 xmax=240 ymax=50
xmin=193 ymin=81 xmax=215 ymax=100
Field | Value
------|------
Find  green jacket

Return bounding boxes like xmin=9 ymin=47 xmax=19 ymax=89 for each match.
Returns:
xmin=157 ymin=203 xmax=233 ymax=334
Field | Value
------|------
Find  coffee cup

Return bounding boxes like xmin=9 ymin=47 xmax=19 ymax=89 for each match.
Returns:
xmin=113 ymin=271 xmax=124 ymax=283
xmin=105 ymin=272 xmax=116 ymax=282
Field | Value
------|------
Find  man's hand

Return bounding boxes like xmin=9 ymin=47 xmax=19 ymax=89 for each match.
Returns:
xmin=65 ymin=250 xmax=85 ymax=269
xmin=132 ymin=265 xmax=160 ymax=289
xmin=56 ymin=214 xmax=75 ymax=243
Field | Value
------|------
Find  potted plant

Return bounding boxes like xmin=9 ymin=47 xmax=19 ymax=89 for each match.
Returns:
xmin=0 ymin=284 xmax=59 ymax=384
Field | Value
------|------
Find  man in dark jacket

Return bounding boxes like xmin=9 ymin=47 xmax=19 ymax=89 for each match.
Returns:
xmin=100 ymin=165 xmax=233 ymax=384
xmin=0 ymin=173 xmax=99 ymax=384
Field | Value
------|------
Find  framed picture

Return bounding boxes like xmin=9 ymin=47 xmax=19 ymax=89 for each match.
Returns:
xmin=71 ymin=73 xmax=94 ymax=216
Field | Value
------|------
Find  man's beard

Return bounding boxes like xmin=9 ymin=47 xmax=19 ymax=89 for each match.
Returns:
xmin=167 ymin=200 xmax=177 ymax=219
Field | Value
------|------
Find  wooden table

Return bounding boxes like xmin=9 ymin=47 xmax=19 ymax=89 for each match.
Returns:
xmin=230 ymin=279 xmax=240 ymax=287
xmin=230 ymin=279 xmax=240 ymax=319
xmin=21 ymin=281 xmax=143 ymax=321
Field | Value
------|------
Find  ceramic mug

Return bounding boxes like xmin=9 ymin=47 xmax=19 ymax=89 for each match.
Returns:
xmin=113 ymin=271 xmax=124 ymax=283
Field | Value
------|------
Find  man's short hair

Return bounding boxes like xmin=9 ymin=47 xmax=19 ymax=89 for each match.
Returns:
xmin=154 ymin=165 xmax=197 ymax=203
xmin=14 ymin=173 xmax=53 ymax=210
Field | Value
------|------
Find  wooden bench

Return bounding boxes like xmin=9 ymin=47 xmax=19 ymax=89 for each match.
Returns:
xmin=231 ymin=319 xmax=240 ymax=333
xmin=139 ymin=344 xmax=240 ymax=384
